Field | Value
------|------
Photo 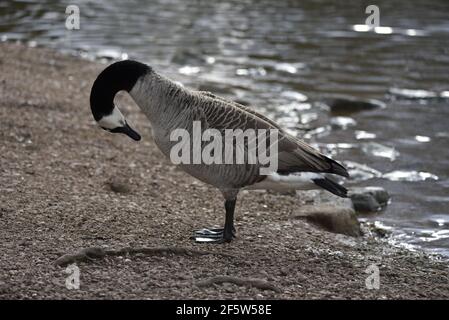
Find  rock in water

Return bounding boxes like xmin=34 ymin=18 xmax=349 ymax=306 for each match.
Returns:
xmin=349 ymin=187 xmax=390 ymax=213
xmin=325 ymin=98 xmax=385 ymax=116
xmin=350 ymin=193 xmax=381 ymax=212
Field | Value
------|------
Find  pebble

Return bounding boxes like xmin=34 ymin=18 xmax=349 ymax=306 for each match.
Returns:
xmin=106 ymin=178 xmax=131 ymax=194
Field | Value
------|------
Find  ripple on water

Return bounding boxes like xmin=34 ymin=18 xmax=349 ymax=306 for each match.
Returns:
xmin=273 ymin=62 xmax=305 ymax=74
xmin=314 ymin=142 xmax=355 ymax=157
xmin=342 ymin=161 xmax=382 ymax=181
xmin=352 ymin=25 xmax=426 ymax=37
xmin=440 ymin=91 xmax=449 ymax=98
xmin=171 ymin=49 xmax=212 ymax=66
xmin=427 ymin=215 xmax=449 ymax=228
xmin=424 ymin=196 xmax=449 ymax=203
xmin=351 ymin=25 xmax=394 ymax=35
xmin=389 ymin=88 xmax=440 ymax=99
xmin=355 ymin=130 xmax=376 ymax=140
xmin=299 ymin=112 xmax=318 ymax=125
xmin=382 ymin=170 xmax=439 ymax=182
xmin=415 ymin=135 xmax=431 ymax=143
xmin=178 ymin=66 xmax=201 ymax=75
xmin=416 ymin=229 xmax=449 ymax=243
xmin=236 ymin=67 xmax=267 ymax=77
xmin=95 ymin=48 xmax=128 ymax=61
xmin=303 ymin=125 xmax=331 ymax=139
xmin=330 ymin=116 xmax=356 ymax=130
xmin=280 ymin=91 xmax=308 ymax=102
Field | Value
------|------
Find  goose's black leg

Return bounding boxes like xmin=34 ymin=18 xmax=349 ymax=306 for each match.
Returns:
xmin=223 ymin=199 xmax=236 ymax=242
xmin=192 ymin=196 xmax=238 ymax=243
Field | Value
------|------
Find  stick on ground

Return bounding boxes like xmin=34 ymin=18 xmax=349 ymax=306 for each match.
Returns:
xmin=54 ymin=246 xmax=232 ymax=267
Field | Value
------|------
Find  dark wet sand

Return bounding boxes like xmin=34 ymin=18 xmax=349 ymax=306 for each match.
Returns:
xmin=0 ymin=43 xmax=448 ymax=299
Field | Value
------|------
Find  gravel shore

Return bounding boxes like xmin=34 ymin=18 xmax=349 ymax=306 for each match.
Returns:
xmin=0 ymin=43 xmax=448 ymax=299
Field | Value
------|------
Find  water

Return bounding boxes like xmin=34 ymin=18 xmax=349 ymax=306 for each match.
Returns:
xmin=1 ymin=0 xmax=449 ymax=256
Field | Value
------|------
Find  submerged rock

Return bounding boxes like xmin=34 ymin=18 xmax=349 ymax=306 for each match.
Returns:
xmin=325 ymin=98 xmax=385 ymax=115
xmin=350 ymin=193 xmax=381 ymax=213
xmin=349 ymin=186 xmax=390 ymax=213
xmin=293 ymin=205 xmax=362 ymax=237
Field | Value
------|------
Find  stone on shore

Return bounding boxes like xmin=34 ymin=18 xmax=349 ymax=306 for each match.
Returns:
xmin=293 ymin=204 xmax=362 ymax=237
xmin=106 ymin=178 xmax=132 ymax=194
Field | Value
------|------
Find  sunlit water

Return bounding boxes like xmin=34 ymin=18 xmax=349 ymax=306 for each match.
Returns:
xmin=1 ymin=0 xmax=449 ymax=256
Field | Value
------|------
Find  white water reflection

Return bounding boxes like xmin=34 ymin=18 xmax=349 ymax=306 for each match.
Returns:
xmin=281 ymin=91 xmax=308 ymax=102
xmin=95 ymin=48 xmax=128 ymax=60
xmin=382 ymin=170 xmax=439 ymax=182
xmin=274 ymin=62 xmax=304 ymax=74
xmin=415 ymin=135 xmax=431 ymax=143
xmin=343 ymin=161 xmax=382 ymax=181
xmin=178 ymin=66 xmax=201 ymax=75
xmin=352 ymin=24 xmax=371 ymax=32
xmin=355 ymin=130 xmax=376 ymax=140
xmin=361 ymin=142 xmax=399 ymax=161
xmin=330 ymin=116 xmax=356 ymax=130
xmin=374 ymin=26 xmax=393 ymax=34
xmin=351 ymin=25 xmax=394 ymax=35
xmin=389 ymin=88 xmax=439 ymax=99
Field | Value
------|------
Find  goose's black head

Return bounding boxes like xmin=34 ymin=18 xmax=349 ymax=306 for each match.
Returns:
xmin=90 ymin=60 xmax=150 ymax=141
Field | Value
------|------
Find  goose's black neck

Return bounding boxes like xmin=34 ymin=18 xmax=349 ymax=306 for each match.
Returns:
xmin=90 ymin=60 xmax=150 ymax=121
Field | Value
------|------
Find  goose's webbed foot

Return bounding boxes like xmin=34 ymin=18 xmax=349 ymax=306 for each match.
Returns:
xmin=192 ymin=196 xmax=238 ymax=243
xmin=191 ymin=227 xmax=236 ymax=243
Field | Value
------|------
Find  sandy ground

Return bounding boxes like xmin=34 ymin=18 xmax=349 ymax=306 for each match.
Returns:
xmin=0 ymin=43 xmax=448 ymax=299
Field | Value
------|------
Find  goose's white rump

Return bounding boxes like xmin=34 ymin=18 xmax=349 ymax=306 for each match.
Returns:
xmin=246 ymin=172 xmax=323 ymax=192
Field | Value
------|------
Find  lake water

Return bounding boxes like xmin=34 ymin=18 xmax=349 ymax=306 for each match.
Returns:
xmin=1 ymin=0 xmax=449 ymax=256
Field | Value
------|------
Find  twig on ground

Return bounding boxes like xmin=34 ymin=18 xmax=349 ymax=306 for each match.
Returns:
xmin=54 ymin=246 xmax=232 ymax=266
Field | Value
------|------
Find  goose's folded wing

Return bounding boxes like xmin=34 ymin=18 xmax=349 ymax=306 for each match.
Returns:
xmin=193 ymin=91 xmax=349 ymax=178
xmin=276 ymin=135 xmax=349 ymax=177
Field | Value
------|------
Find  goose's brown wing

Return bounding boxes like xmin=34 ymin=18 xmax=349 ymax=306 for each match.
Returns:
xmin=194 ymin=91 xmax=349 ymax=178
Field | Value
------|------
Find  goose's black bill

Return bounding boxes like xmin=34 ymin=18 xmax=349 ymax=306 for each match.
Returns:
xmin=110 ymin=123 xmax=141 ymax=141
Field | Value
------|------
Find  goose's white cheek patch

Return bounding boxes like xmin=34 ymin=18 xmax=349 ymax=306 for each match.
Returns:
xmin=98 ymin=107 xmax=125 ymax=130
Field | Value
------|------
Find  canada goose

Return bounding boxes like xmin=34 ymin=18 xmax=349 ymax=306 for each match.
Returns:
xmin=90 ymin=60 xmax=349 ymax=243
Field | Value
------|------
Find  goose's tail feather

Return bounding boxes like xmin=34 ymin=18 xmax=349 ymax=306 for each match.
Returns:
xmin=312 ymin=177 xmax=348 ymax=198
